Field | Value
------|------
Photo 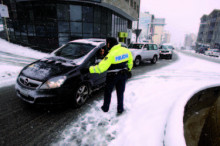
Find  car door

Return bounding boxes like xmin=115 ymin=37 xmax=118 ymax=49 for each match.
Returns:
xmin=83 ymin=49 xmax=107 ymax=88
xmin=142 ymin=44 xmax=149 ymax=59
xmin=147 ymin=44 xmax=155 ymax=59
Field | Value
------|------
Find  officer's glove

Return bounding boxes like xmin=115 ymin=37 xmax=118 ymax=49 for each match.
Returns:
xmin=81 ymin=68 xmax=89 ymax=74
xmin=127 ymin=71 xmax=132 ymax=79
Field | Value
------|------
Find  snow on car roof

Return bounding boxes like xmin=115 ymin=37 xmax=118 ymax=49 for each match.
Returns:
xmin=70 ymin=39 xmax=104 ymax=46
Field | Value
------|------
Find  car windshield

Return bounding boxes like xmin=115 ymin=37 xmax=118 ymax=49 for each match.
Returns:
xmin=54 ymin=43 xmax=95 ymax=60
xmin=162 ymin=45 xmax=173 ymax=49
xmin=128 ymin=44 xmax=144 ymax=49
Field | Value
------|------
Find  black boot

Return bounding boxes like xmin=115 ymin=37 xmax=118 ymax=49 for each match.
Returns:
xmin=101 ymin=106 xmax=108 ymax=112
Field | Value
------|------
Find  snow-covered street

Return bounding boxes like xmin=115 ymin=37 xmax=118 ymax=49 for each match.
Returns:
xmin=53 ymin=51 xmax=220 ymax=145
xmin=1 ymin=38 xmax=220 ymax=145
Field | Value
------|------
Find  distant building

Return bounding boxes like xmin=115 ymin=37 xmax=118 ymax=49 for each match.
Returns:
xmin=184 ymin=33 xmax=196 ymax=48
xmin=162 ymin=31 xmax=171 ymax=44
xmin=197 ymin=9 xmax=220 ymax=49
xmin=2 ymin=0 xmax=140 ymax=52
xmin=152 ymin=18 xmax=165 ymax=45
xmin=138 ymin=12 xmax=154 ymax=42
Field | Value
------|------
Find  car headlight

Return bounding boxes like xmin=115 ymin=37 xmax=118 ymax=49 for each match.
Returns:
xmin=40 ymin=76 xmax=67 ymax=89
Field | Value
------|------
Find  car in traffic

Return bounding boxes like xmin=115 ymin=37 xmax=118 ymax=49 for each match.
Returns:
xmin=205 ymin=49 xmax=220 ymax=57
xmin=212 ymin=49 xmax=220 ymax=57
xmin=15 ymin=39 xmax=108 ymax=107
xmin=159 ymin=45 xmax=173 ymax=59
xmin=195 ymin=46 xmax=209 ymax=54
xmin=160 ymin=44 xmax=175 ymax=50
xmin=128 ymin=43 xmax=159 ymax=66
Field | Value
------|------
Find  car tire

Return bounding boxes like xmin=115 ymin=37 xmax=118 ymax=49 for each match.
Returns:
xmin=170 ymin=55 xmax=172 ymax=59
xmin=73 ymin=83 xmax=90 ymax=108
xmin=134 ymin=57 xmax=141 ymax=66
xmin=151 ymin=55 xmax=157 ymax=64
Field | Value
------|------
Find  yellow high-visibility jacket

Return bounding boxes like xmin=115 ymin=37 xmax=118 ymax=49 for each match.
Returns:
xmin=89 ymin=44 xmax=133 ymax=74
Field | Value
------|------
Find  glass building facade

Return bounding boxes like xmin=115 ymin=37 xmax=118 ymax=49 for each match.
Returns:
xmin=4 ymin=1 xmax=131 ymax=52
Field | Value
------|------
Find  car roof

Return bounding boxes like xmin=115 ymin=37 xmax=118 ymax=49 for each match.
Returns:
xmin=70 ymin=39 xmax=105 ymax=46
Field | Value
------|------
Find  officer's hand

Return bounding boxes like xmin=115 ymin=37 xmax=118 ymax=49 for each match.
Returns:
xmin=127 ymin=71 xmax=132 ymax=79
xmin=81 ymin=68 xmax=89 ymax=74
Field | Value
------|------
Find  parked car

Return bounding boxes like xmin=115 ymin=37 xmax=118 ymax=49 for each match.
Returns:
xmin=205 ymin=49 xmax=220 ymax=57
xmin=195 ymin=46 xmax=209 ymax=54
xmin=212 ymin=50 xmax=220 ymax=57
xmin=15 ymin=39 xmax=108 ymax=107
xmin=128 ymin=43 xmax=159 ymax=66
xmin=159 ymin=45 xmax=173 ymax=59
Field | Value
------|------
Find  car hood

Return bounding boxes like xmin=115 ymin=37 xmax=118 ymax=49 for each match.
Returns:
xmin=21 ymin=56 xmax=78 ymax=81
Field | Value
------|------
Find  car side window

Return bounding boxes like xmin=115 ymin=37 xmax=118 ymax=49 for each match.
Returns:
xmin=153 ymin=45 xmax=158 ymax=50
xmin=144 ymin=44 xmax=149 ymax=50
xmin=95 ymin=47 xmax=107 ymax=64
xmin=148 ymin=44 xmax=154 ymax=50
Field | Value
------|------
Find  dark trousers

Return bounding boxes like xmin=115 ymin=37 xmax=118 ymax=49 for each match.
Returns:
xmin=102 ymin=72 xmax=127 ymax=112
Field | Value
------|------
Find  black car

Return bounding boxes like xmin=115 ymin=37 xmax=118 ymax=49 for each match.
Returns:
xmin=195 ymin=46 xmax=209 ymax=54
xmin=159 ymin=45 xmax=173 ymax=59
xmin=15 ymin=39 xmax=108 ymax=107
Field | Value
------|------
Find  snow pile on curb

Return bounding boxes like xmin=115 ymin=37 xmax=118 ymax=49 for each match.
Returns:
xmin=0 ymin=38 xmax=49 ymax=87
xmin=0 ymin=38 xmax=48 ymax=59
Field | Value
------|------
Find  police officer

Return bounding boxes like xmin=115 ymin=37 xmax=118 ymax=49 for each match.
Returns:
xmin=89 ymin=37 xmax=133 ymax=114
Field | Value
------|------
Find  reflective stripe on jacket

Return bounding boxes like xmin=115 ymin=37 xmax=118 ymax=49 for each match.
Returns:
xmin=89 ymin=44 xmax=133 ymax=74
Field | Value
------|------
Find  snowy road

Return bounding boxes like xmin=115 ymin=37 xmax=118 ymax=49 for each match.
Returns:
xmin=1 ymin=37 xmax=220 ymax=146
xmin=52 ymin=51 xmax=220 ymax=146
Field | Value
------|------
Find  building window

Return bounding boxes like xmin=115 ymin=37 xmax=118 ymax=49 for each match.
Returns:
xmin=57 ymin=4 xmax=70 ymax=21
xmin=134 ymin=2 xmax=136 ymax=10
xmin=130 ymin=0 xmax=133 ymax=7
xmin=83 ymin=23 xmax=93 ymax=35
xmin=83 ymin=6 xmax=93 ymax=23
xmin=58 ymin=21 xmax=70 ymax=33
xmin=70 ymin=5 xmax=82 ymax=21
xmin=70 ymin=22 xmax=82 ymax=33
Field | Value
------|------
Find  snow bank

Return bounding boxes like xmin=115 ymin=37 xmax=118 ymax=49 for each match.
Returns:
xmin=111 ymin=51 xmax=220 ymax=146
xmin=0 ymin=38 xmax=48 ymax=59
xmin=0 ymin=63 xmax=22 ymax=87
xmin=0 ymin=38 xmax=49 ymax=87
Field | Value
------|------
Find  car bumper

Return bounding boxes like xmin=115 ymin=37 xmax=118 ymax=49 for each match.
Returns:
xmin=15 ymin=82 xmax=71 ymax=105
xmin=160 ymin=53 xmax=172 ymax=58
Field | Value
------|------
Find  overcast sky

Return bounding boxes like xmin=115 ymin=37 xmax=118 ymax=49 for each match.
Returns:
xmin=140 ymin=0 xmax=219 ymax=47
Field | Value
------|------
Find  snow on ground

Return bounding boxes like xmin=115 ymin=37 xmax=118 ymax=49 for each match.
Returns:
xmin=0 ymin=38 xmax=48 ymax=58
xmin=0 ymin=38 xmax=48 ymax=87
xmin=180 ymin=49 xmax=220 ymax=60
xmin=1 ymin=39 xmax=220 ymax=145
xmin=53 ymin=51 xmax=220 ymax=146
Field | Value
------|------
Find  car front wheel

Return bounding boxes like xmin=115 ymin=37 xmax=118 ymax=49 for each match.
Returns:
xmin=73 ymin=83 xmax=90 ymax=107
xmin=134 ymin=57 xmax=141 ymax=66
xmin=151 ymin=55 xmax=157 ymax=64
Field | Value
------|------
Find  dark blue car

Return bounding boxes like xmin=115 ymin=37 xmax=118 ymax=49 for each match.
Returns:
xmin=15 ymin=39 xmax=107 ymax=107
